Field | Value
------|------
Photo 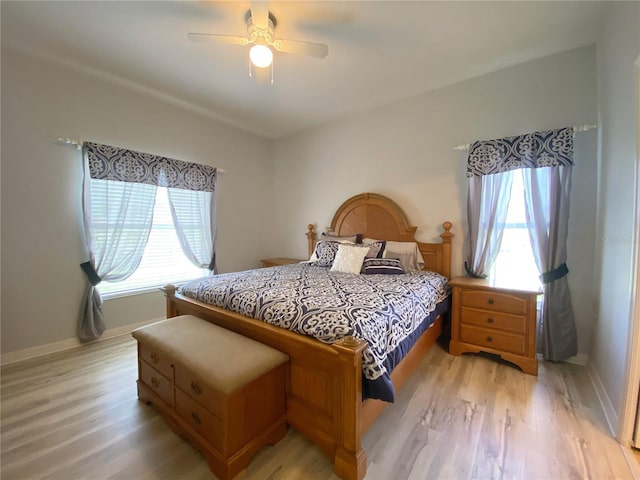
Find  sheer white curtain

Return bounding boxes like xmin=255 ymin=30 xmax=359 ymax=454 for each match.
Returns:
xmin=167 ymin=187 xmax=217 ymax=271
xmin=80 ymin=175 xmax=157 ymax=341
xmin=79 ymin=141 xmax=217 ymax=341
xmin=522 ymin=166 xmax=577 ymax=360
xmin=465 ymin=171 xmax=514 ymax=277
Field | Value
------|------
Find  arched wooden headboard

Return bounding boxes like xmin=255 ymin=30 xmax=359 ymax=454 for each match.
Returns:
xmin=306 ymin=193 xmax=453 ymax=278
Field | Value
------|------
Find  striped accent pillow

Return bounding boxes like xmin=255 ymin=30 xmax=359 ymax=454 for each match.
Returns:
xmin=362 ymin=258 xmax=404 ymax=275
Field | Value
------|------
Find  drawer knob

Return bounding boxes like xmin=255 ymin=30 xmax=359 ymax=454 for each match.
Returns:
xmin=487 ymin=317 xmax=494 ymax=324
xmin=191 ymin=380 xmax=202 ymax=395
xmin=151 ymin=376 xmax=160 ymax=388
xmin=486 ymin=336 xmax=493 ymax=342
xmin=487 ymin=299 xmax=495 ymax=305
xmin=150 ymin=351 xmax=159 ymax=364
xmin=191 ymin=412 xmax=202 ymax=425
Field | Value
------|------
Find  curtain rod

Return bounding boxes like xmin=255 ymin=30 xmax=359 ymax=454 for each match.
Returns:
xmin=452 ymin=125 xmax=597 ymax=151
xmin=55 ymin=137 xmax=227 ymax=174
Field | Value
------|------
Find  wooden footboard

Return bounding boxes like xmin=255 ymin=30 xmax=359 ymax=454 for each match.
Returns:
xmin=163 ymin=286 xmax=444 ymax=480
xmin=162 ymin=287 xmax=369 ymax=480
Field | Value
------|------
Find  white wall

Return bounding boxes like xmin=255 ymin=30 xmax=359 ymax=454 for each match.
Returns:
xmin=1 ymin=48 xmax=275 ymax=354
xmin=0 ymin=43 xmax=606 ymax=363
xmin=273 ymin=46 xmax=598 ymax=356
xmin=590 ymin=1 xmax=640 ymax=429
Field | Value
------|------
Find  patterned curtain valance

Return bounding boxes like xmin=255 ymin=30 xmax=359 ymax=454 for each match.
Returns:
xmin=466 ymin=127 xmax=573 ymax=177
xmin=84 ymin=141 xmax=217 ymax=192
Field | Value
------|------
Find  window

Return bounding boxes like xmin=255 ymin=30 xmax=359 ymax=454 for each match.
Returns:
xmin=98 ymin=187 xmax=208 ymax=297
xmin=490 ymin=171 xmax=541 ymax=290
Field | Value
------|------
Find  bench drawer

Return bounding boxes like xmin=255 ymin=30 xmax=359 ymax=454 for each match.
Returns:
xmin=140 ymin=360 xmax=174 ymax=408
xmin=174 ymin=362 xmax=224 ymax=420
xmin=176 ymin=389 xmax=224 ymax=453
xmin=139 ymin=343 xmax=173 ymax=379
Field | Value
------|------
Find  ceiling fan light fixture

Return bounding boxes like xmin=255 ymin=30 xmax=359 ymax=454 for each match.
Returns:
xmin=249 ymin=44 xmax=273 ymax=68
xmin=188 ymin=2 xmax=328 ymax=84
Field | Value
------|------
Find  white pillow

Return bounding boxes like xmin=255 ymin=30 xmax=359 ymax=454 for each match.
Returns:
xmin=382 ymin=241 xmax=425 ymax=271
xmin=330 ymin=244 xmax=369 ymax=274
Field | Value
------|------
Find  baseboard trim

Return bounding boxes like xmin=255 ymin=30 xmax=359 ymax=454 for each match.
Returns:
xmin=564 ymin=352 xmax=588 ymax=366
xmin=1 ymin=317 xmax=164 ymax=366
xmin=621 ymin=446 xmax=640 ymax=480
xmin=535 ymin=352 xmax=588 ymax=365
xmin=587 ymin=361 xmax=618 ymax=437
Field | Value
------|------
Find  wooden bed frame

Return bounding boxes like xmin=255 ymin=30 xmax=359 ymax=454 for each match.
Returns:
xmin=162 ymin=193 xmax=453 ymax=480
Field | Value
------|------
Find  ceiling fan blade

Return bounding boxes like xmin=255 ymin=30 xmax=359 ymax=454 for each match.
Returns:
xmin=272 ymin=38 xmax=328 ymax=59
xmin=188 ymin=33 xmax=250 ymax=46
xmin=250 ymin=1 xmax=269 ymax=29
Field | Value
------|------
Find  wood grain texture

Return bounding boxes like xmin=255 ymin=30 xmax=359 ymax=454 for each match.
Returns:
xmin=450 ymin=277 xmax=539 ymax=376
xmin=307 ymin=193 xmax=453 ymax=279
xmin=260 ymin=258 xmax=304 ymax=268
xmin=1 ymin=335 xmax=631 ymax=480
xmin=163 ymin=193 xmax=454 ymax=480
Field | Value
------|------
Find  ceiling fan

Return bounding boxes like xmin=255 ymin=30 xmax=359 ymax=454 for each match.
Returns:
xmin=188 ymin=1 xmax=329 ymax=83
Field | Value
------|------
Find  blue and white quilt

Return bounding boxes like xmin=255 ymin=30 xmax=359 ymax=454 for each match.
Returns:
xmin=179 ymin=262 xmax=450 ymax=400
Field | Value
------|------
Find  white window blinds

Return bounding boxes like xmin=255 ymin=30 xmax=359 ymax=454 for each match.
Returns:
xmin=98 ymin=186 xmax=208 ymax=297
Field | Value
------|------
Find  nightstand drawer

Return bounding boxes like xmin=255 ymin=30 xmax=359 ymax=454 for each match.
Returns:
xmin=459 ymin=324 xmax=526 ymax=355
xmin=460 ymin=307 xmax=527 ymax=334
xmin=459 ymin=289 xmax=527 ymax=315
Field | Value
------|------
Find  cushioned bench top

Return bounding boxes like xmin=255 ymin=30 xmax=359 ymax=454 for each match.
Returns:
xmin=132 ymin=315 xmax=289 ymax=394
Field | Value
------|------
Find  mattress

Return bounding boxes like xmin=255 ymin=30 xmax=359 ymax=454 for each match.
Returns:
xmin=179 ymin=262 xmax=450 ymax=401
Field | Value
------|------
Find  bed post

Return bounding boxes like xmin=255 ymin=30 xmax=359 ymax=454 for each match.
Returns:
xmin=306 ymin=224 xmax=316 ymax=259
xmin=332 ymin=336 xmax=367 ymax=480
xmin=161 ymin=284 xmax=178 ymax=318
xmin=440 ymin=221 xmax=453 ymax=279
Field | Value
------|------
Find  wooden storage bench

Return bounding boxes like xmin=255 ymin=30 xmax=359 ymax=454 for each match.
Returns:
xmin=132 ymin=315 xmax=289 ymax=480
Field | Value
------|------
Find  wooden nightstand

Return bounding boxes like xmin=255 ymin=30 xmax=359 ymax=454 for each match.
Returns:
xmin=260 ymin=257 xmax=304 ymax=268
xmin=449 ymin=276 xmax=541 ymax=375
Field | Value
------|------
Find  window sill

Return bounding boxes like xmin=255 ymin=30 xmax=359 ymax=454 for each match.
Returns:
xmin=100 ymin=281 xmax=192 ymax=301
xmin=487 ymin=274 xmax=542 ymax=294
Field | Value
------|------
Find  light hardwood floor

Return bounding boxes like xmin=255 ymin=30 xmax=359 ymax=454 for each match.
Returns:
xmin=1 ymin=335 xmax=633 ymax=480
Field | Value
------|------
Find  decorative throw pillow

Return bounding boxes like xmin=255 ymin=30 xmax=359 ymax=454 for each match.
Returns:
xmin=363 ymin=240 xmax=386 ymax=259
xmin=309 ymin=234 xmax=360 ymax=261
xmin=362 ymin=237 xmax=381 ymax=244
xmin=320 ymin=233 xmax=362 ymax=244
xmin=383 ymin=241 xmax=424 ymax=271
xmin=311 ymin=241 xmax=341 ymax=267
xmin=330 ymin=244 xmax=369 ymax=274
xmin=362 ymin=258 xmax=405 ymax=275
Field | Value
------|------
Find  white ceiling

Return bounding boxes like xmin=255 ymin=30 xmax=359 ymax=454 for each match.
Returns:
xmin=2 ymin=1 xmax=607 ymax=139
